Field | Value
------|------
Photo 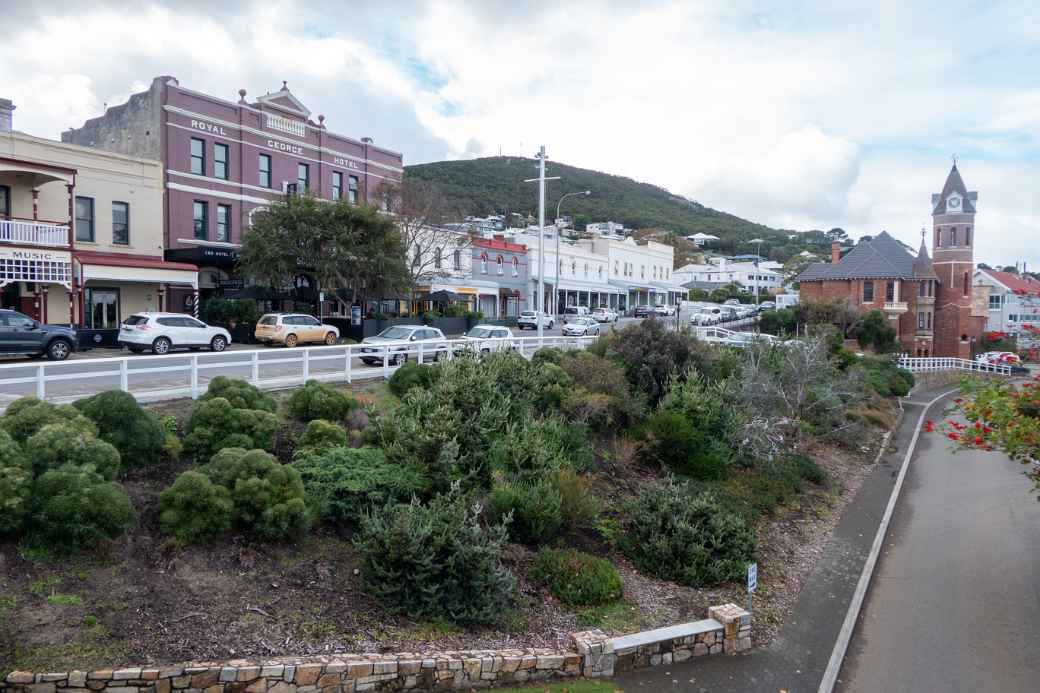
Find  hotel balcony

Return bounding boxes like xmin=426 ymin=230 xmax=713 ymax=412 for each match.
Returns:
xmin=916 ymin=295 xmax=935 ymax=305
xmin=0 ymin=218 xmax=71 ymax=247
xmin=883 ymin=301 xmax=909 ymax=315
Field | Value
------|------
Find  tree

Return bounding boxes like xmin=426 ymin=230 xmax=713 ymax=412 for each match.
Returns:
xmin=976 ymin=262 xmax=992 ymax=270
xmin=378 ymin=179 xmax=472 ymax=311
xmin=237 ymin=194 xmax=408 ymax=304
xmin=783 ymin=253 xmax=817 ymax=283
xmin=852 ymin=309 xmax=899 ymax=352
xmin=826 ymin=228 xmax=847 ymax=242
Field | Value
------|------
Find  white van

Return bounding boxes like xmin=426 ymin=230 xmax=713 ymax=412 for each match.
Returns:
xmin=562 ymin=306 xmax=590 ymax=323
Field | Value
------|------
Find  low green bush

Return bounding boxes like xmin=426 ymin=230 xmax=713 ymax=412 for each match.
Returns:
xmin=555 ymin=467 xmax=600 ymax=530
xmin=287 ymin=380 xmax=357 ymax=422
xmin=353 ymin=486 xmax=515 ymax=624
xmin=73 ymin=391 xmax=165 ymax=469
xmin=387 ymin=361 xmax=437 ymax=397
xmin=787 ymin=453 xmax=827 ymax=485
xmin=24 ymin=424 xmax=121 ymax=480
xmin=531 ymin=347 xmax=565 ymax=367
xmin=183 ymin=397 xmax=279 ymax=460
xmin=0 ymin=397 xmax=96 ymax=444
xmin=296 ymin=419 xmax=350 ymax=451
xmin=531 ymin=548 xmax=622 ymax=606
xmin=644 ymin=411 xmax=729 ymax=481
xmin=0 ymin=429 xmax=27 ymax=471
xmin=30 ymin=463 xmax=135 ymax=552
xmin=560 ymin=351 xmax=646 ymax=429
xmin=620 ymin=479 xmax=754 ymax=586
xmin=159 ymin=470 xmax=233 ymax=544
xmin=488 ymin=476 xmax=562 ymax=545
xmin=200 ymin=376 xmax=277 ymax=413
xmin=0 ymin=464 xmax=32 ymax=537
xmin=294 ymin=446 xmax=424 ymax=525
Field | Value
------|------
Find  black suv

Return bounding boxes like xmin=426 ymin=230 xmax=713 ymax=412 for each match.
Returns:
xmin=0 ymin=309 xmax=77 ymax=360
xmin=633 ymin=304 xmax=656 ymax=318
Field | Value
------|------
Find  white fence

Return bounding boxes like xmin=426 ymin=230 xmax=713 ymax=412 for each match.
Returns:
xmin=897 ymin=356 xmax=1012 ymax=376
xmin=693 ymin=325 xmax=777 ymax=347
xmin=0 ymin=218 xmax=70 ymax=247
xmin=0 ymin=335 xmax=597 ymax=408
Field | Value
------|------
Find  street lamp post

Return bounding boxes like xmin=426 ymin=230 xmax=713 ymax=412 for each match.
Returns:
xmin=524 ymin=147 xmax=560 ymax=343
xmin=553 ymin=190 xmax=591 ymax=317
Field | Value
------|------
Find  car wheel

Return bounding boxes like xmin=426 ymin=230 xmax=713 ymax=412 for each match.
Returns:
xmin=284 ymin=333 xmax=298 ymax=348
xmin=46 ymin=339 xmax=72 ymax=361
xmin=324 ymin=332 xmax=337 ymax=346
xmin=548 ymin=321 xmax=554 ymax=329
xmin=393 ymin=353 xmax=406 ymax=366
xmin=152 ymin=337 xmax=172 ymax=355
xmin=210 ymin=335 xmax=228 ymax=352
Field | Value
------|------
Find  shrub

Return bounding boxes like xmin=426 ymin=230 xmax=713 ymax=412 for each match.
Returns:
xmin=73 ymin=391 xmax=165 ymax=469
xmin=0 ymin=429 xmax=27 ymax=471
xmin=30 ymin=463 xmax=135 ymax=552
xmin=787 ymin=453 xmax=827 ymax=485
xmin=488 ymin=476 xmax=562 ymax=545
xmin=531 ymin=548 xmax=622 ymax=606
xmin=853 ymin=310 xmax=899 ymax=353
xmin=562 ymin=352 xmax=645 ymax=420
xmin=388 ymin=361 xmax=437 ymax=397
xmin=183 ymin=397 xmax=279 ymax=460
xmin=296 ymin=419 xmax=350 ymax=451
xmin=294 ymin=446 xmax=425 ymax=525
xmin=202 ymin=448 xmax=310 ymax=539
xmin=0 ymin=464 xmax=32 ymax=537
xmin=200 ymin=376 xmax=276 ymax=413
xmin=531 ymin=347 xmax=565 ymax=367
xmin=353 ymin=486 xmax=515 ymax=624
xmin=160 ymin=415 xmax=182 ymax=461
xmin=855 ymin=356 xmax=915 ymax=398
xmin=287 ymin=380 xmax=357 ymax=421
xmin=620 ymin=479 xmax=754 ymax=586
xmin=24 ymin=424 xmax=121 ymax=480
xmin=159 ymin=471 xmax=233 ymax=544
xmin=555 ymin=467 xmax=600 ymax=530
xmin=603 ymin=319 xmax=703 ymax=405
xmin=0 ymin=397 xmax=96 ymax=444
xmin=646 ymin=374 xmax=740 ymax=480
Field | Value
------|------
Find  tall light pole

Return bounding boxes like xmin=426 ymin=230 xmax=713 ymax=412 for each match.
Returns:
xmin=750 ymin=238 xmax=765 ymax=305
xmin=524 ymin=147 xmax=559 ymax=342
xmin=553 ymin=190 xmax=591 ymax=317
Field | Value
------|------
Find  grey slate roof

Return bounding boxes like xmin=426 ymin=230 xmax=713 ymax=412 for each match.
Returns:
xmin=795 ymin=231 xmax=921 ymax=282
xmin=912 ymin=236 xmax=938 ymax=280
xmin=932 ymin=164 xmax=977 ymax=214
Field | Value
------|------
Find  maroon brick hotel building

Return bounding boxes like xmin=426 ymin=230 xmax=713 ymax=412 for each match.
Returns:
xmin=796 ymin=163 xmax=986 ymax=358
xmin=63 ymin=76 xmax=403 ymax=312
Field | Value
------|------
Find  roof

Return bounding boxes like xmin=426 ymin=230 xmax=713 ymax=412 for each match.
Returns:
xmin=932 ymin=164 xmax=977 ymax=214
xmin=74 ymin=251 xmax=197 ymax=272
xmin=978 ymin=269 xmax=1040 ymax=294
xmin=795 ymin=231 xmax=919 ymax=282
xmin=912 ymin=236 xmax=938 ymax=280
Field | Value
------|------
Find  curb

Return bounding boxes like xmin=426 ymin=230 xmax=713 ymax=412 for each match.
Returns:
xmin=816 ymin=387 xmax=959 ymax=693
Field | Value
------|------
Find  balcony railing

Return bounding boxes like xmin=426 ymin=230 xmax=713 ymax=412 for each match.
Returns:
xmin=0 ymin=218 xmax=71 ymax=247
xmin=883 ymin=301 xmax=909 ymax=314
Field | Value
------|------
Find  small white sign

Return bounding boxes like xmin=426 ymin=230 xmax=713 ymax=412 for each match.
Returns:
xmin=747 ymin=563 xmax=758 ymax=593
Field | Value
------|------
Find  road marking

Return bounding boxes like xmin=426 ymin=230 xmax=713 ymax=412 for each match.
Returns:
xmin=817 ymin=387 xmax=960 ymax=693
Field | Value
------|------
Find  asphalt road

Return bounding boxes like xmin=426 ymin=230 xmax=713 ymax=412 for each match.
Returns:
xmin=837 ymin=404 xmax=1040 ymax=692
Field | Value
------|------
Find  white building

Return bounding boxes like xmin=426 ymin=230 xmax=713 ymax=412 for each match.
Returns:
xmin=684 ymin=232 xmax=719 ymax=247
xmin=672 ymin=258 xmax=781 ymax=294
xmin=585 ymin=221 xmax=627 ymax=238
xmin=973 ymin=268 xmax=1040 ymax=338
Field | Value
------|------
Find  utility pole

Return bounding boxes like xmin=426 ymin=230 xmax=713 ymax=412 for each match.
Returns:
xmin=554 ymin=190 xmax=591 ymax=320
xmin=524 ymin=146 xmax=559 ymax=344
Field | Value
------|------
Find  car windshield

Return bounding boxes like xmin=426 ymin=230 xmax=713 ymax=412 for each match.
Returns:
xmin=467 ymin=327 xmax=494 ymax=338
xmin=123 ymin=315 xmax=149 ymax=325
xmin=521 ymin=311 xmax=537 ymax=317
xmin=259 ymin=315 xmax=278 ymax=325
xmin=378 ymin=326 xmax=415 ymax=339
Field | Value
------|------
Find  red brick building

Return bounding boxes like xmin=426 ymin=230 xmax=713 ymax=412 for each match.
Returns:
xmin=796 ymin=164 xmax=986 ymax=357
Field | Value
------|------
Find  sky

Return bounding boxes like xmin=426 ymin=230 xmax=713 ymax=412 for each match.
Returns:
xmin=3 ymin=0 xmax=1038 ymax=268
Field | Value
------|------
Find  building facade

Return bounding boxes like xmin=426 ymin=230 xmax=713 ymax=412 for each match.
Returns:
xmin=470 ymin=236 xmax=528 ymax=317
xmin=673 ymin=258 xmax=782 ymax=294
xmin=973 ymin=268 xmax=1040 ymax=338
xmin=63 ymin=76 xmax=403 ymax=314
xmin=2 ymin=109 xmax=196 ymax=336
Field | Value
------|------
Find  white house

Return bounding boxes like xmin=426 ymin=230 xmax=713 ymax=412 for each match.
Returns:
xmin=973 ymin=268 xmax=1040 ymax=337
xmin=673 ymin=258 xmax=781 ymax=294
xmin=685 ymin=232 xmax=719 ymax=247
xmin=586 ymin=221 xmax=627 ymax=238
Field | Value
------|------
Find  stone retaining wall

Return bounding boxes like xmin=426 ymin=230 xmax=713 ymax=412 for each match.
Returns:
xmin=1 ymin=604 xmax=750 ymax=692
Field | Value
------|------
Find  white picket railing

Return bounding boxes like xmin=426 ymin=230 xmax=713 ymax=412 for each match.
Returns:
xmin=0 ymin=335 xmax=597 ymax=407
xmin=693 ymin=325 xmax=777 ymax=347
xmin=897 ymin=356 xmax=1012 ymax=376
xmin=0 ymin=218 xmax=71 ymax=247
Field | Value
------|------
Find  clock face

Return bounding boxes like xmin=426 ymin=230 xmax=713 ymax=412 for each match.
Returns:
xmin=948 ymin=196 xmax=960 ymax=209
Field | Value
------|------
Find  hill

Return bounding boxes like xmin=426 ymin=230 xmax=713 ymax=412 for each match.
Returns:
xmin=404 ymin=156 xmax=803 ymax=251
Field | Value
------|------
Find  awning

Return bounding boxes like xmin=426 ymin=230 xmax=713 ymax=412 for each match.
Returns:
xmin=429 ymin=289 xmax=461 ymax=302
xmin=165 ymin=245 xmax=238 ymax=269
xmin=609 ymin=279 xmax=655 ymax=292
xmin=77 ymin=252 xmax=197 ymax=288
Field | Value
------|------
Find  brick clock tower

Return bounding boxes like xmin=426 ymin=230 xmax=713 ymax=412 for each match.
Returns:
xmin=931 ymin=161 xmax=986 ymax=358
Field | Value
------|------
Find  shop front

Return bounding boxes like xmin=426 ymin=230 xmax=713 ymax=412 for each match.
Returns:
xmin=0 ymin=246 xmax=74 ymax=323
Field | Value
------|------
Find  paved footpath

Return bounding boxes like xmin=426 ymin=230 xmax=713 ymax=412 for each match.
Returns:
xmin=614 ymin=387 xmax=988 ymax=693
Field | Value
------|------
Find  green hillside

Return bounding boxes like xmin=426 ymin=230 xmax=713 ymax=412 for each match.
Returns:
xmin=404 ymin=156 xmax=801 ymax=249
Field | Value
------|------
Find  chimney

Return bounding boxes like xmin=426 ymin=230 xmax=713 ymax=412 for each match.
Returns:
xmin=0 ymin=98 xmax=14 ymax=133
xmin=831 ymin=240 xmax=841 ymax=264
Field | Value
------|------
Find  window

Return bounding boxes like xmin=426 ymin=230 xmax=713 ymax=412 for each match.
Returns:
xmin=453 ymin=250 xmax=462 ymax=270
xmin=512 ymin=257 xmax=519 ymax=276
xmin=641 ymin=265 xmax=645 ymax=278
xmin=863 ymin=280 xmax=875 ymax=302
xmin=963 ymin=272 xmax=969 ymax=296
xmin=434 ymin=247 xmax=442 ymax=269
xmin=85 ymin=288 xmax=119 ymax=330
xmin=918 ymin=311 xmax=925 ymax=329
xmin=332 ymin=171 xmax=342 ymax=201
xmin=496 ymin=256 xmax=504 ymax=275
xmin=935 ymin=228 xmax=942 ymax=247
xmin=75 ymin=196 xmax=95 ymax=242
xmin=112 ymin=201 xmax=129 ymax=245
xmin=214 ymin=143 xmax=229 ymax=180
xmin=193 ymin=201 xmax=208 ymax=240
xmin=480 ymin=253 xmax=488 ymax=274
xmin=927 ymin=312 xmax=932 ymax=329
xmin=584 ymin=262 xmax=588 ymax=277
xmin=258 ymin=154 xmax=272 ymax=188
xmin=571 ymin=260 xmax=576 ymax=276
xmin=297 ymin=163 xmax=309 ymax=192
xmin=190 ymin=138 xmax=205 ymax=175
xmin=919 ymin=281 xmax=926 ymax=297
xmin=0 ymin=185 xmax=9 ymax=217
xmin=988 ymin=294 xmax=1003 ymax=310
xmin=885 ymin=281 xmax=895 ymax=302
xmin=1009 ymin=314 xmax=1019 ymax=322
xmin=348 ymin=175 xmax=359 ymax=204
xmin=949 ymin=228 xmax=956 ymax=246
xmin=614 ymin=260 xmax=619 ymax=276
xmin=598 ymin=265 xmax=603 ymax=278
xmin=965 ymin=226 xmax=971 ymax=246
xmin=216 ymin=204 xmax=231 ymax=242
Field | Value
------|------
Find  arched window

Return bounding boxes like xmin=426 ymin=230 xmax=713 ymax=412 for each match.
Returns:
xmin=965 ymin=226 xmax=971 ymax=246
xmin=453 ymin=250 xmax=461 ymax=270
xmin=584 ymin=262 xmax=588 ymax=277
xmin=641 ymin=265 xmax=645 ymax=278
xmin=480 ymin=253 xmax=488 ymax=274
xmin=963 ymin=271 xmax=969 ymax=296
xmin=571 ymin=260 xmax=577 ymax=275
xmin=512 ymin=257 xmax=519 ymax=276
xmin=598 ymin=265 xmax=603 ymax=278
xmin=496 ymin=256 xmax=504 ymax=275
xmin=434 ymin=247 xmax=442 ymax=269
xmin=614 ymin=260 xmax=619 ymax=275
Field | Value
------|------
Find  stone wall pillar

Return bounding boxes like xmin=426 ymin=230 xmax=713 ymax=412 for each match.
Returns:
xmin=709 ymin=603 xmax=752 ymax=653
xmin=569 ymin=629 xmax=615 ymax=677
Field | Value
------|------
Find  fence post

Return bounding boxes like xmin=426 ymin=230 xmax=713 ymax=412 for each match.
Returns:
xmin=302 ymin=349 xmax=310 ymax=382
xmin=35 ymin=364 xmax=45 ymax=399
xmin=251 ymin=351 xmax=259 ymax=384
xmin=346 ymin=346 xmax=352 ymax=384
xmin=383 ymin=346 xmax=390 ymax=380
xmin=190 ymin=355 xmax=199 ymax=400
xmin=119 ymin=359 xmax=129 ymax=392
xmin=418 ymin=340 xmax=425 ymax=364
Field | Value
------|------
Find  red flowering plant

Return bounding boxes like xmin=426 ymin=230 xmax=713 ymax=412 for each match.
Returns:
xmin=937 ymin=375 xmax=1040 ymax=497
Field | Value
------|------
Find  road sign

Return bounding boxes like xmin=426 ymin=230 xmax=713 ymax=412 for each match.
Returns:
xmin=747 ymin=562 xmax=758 ymax=593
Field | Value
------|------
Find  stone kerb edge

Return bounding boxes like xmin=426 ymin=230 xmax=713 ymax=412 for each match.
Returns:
xmin=2 ymin=604 xmax=750 ymax=692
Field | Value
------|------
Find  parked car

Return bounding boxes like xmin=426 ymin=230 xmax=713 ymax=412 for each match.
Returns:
xmin=653 ymin=304 xmax=676 ymax=316
xmin=0 ymin=309 xmax=77 ymax=361
xmin=517 ymin=310 xmax=555 ymax=330
xmin=723 ymin=298 xmax=742 ymax=306
xmin=254 ymin=313 xmax=340 ymax=347
xmin=976 ymin=351 xmax=1021 ymax=366
xmin=562 ymin=306 xmax=591 ymax=323
xmin=759 ymin=301 xmax=776 ymax=310
xmin=690 ymin=307 xmax=723 ymax=325
xmin=562 ymin=317 xmax=601 ymax=336
xmin=358 ymin=325 xmax=447 ymax=365
xmin=719 ymin=306 xmax=739 ymax=321
xmin=591 ymin=307 xmax=619 ymax=323
xmin=633 ymin=305 xmax=656 ymax=318
xmin=458 ymin=325 xmax=518 ymax=353
xmin=118 ymin=312 xmax=230 ymax=355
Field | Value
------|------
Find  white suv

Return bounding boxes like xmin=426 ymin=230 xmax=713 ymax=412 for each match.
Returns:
xmin=517 ymin=311 xmax=555 ymax=330
xmin=119 ymin=313 xmax=232 ymax=355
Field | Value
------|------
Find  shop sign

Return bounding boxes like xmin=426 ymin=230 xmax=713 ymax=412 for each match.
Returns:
xmin=200 ymin=248 xmax=238 ymax=261
xmin=0 ymin=247 xmax=72 ymax=263
xmin=189 ymin=119 xmax=228 ymax=136
xmin=332 ymin=157 xmax=362 ymax=171
xmin=267 ymin=139 xmax=304 ymax=155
